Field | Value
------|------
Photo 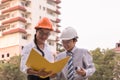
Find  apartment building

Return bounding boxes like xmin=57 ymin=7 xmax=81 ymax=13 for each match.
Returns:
xmin=0 ymin=0 xmax=61 ymax=61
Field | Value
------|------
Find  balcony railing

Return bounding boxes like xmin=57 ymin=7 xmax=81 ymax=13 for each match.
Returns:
xmin=1 ymin=0 xmax=11 ymax=3
xmin=54 ymin=0 xmax=61 ymax=4
xmin=56 ymin=24 xmax=61 ymax=27
xmin=51 ymin=18 xmax=61 ymax=23
xmin=2 ymin=5 xmax=26 ymax=13
xmin=2 ymin=17 xmax=26 ymax=25
xmin=54 ymin=9 xmax=61 ymax=14
xmin=2 ymin=28 xmax=27 ymax=35
xmin=55 ymin=28 xmax=60 ymax=33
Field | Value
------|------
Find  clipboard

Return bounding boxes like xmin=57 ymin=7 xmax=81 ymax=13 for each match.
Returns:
xmin=26 ymin=48 xmax=70 ymax=78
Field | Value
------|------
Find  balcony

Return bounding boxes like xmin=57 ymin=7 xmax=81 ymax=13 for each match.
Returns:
xmin=54 ymin=0 xmax=61 ymax=4
xmin=0 ymin=15 xmax=5 ymax=20
xmin=56 ymin=36 xmax=59 ymax=42
xmin=56 ymin=24 xmax=61 ymax=27
xmin=25 ymin=7 xmax=31 ymax=14
xmin=2 ymin=28 xmax=27 ymax=35
xmin=26 ymin=29 xmax=31 ymax=35
xmin=54 ymin=9 xmax=61 ymax=14
xmin=0 ymin=2 xmax=10 ymax=10
xmin=56 ymin=5 xmax=61 ymax=9
xmin=2 ymin=5 xmax=26 ymax=14
xmin=1 ymin=0 xmax=11 ymax=3
xmin=51 ymin=18 xmax=61 ymax=23
xmin=2 ymin=17 xmax=26 ymax=25
xmin=47 ymin=0 xmax=56 ymax=6
xmin=56 ymin=18 xmax=61 ymax=23
xmin=25 ymin=18 xmax=31 ymax=25
xmin=55 ymin=28 xmax=60 ymax=33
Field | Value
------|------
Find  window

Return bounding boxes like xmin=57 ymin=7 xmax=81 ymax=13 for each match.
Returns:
xmin=11 ymin=24 xmax=15 ymax=28
xmin=7 ymin=26 xmax=10 ymax=30
xmin=22 ymin=46 xmax=24 ymax=49
xmin=25 ymin=25 xmax=28 ymax=29
xmin=2 ymin=28 xmax=5 ymax=31
xmin=22 ymin=34 xmax=27 ymax=40
xmin=11 ymin=13 xmax=15 ymax=17
xmin=39 ymin=5 xmax=41 ymax=9
xmin=7 ymin=53 xmax=9 ymax=57
xmin=43 ymin=7 xmax=45 ymax=11
xmin=48 ymin=41 xmax=54 ymax=46
xmin=21 ymin=13 xmax=25 ymax=17
xmin=21 ymin=2 xmax=25 ymax=6
xmin=117 ymin=43 xmax=120 ymax=47
xmin=2 ymin=54 xmax=4 ymax=58
xmin=39 ymin=16 xmax=41 ymax=19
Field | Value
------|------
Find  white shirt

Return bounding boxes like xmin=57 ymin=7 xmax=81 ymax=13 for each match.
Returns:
xmin=56 ymin=46 xmax=96 ymax=80
xmin=20 ymin=41 xmax=54 ymax=74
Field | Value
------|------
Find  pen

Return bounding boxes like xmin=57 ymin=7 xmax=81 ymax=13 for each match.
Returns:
xmin=75 ymin=66 xmax=80 ymax=70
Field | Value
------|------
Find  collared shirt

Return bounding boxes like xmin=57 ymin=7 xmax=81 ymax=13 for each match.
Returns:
xmin=56 ymin=46 xmax=96 ymax=80
xmin=20 ymin=41 xmax=54 ymax=74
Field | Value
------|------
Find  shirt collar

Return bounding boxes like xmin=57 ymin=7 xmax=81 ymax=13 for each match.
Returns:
xmin=66 ymin=46 xmax=77 ymax=54
xmin=32 ymin=41 xmax=48 ymax=49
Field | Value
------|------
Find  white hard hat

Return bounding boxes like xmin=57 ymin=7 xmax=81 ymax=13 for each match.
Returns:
xmin=60 ymin=27 xmax=78 ymax=40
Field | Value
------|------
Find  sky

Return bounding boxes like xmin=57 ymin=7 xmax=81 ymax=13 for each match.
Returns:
xmin=59 ymin=0 xmax=120 ymax=50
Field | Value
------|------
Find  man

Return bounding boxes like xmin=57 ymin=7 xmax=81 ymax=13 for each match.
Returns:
xmin=56 ymin=27 xmax=96 ymax=80
xmin=20 ymin=17 xmax=54 ymax=80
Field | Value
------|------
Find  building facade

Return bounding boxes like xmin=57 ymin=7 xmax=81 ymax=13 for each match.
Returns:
xmin=114 ymin=41 xmax=120 ymax=53
xmin=0 ymin=0 xmax=61 ymax=61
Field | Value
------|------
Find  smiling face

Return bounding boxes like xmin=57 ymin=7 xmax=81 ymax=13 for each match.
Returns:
xmin=36 ymin=29 xmax=51 ymax=44
xmin=62 ymin=39 xmax=76 ymax=51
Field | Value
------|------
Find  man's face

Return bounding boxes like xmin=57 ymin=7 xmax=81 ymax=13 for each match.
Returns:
xmin=62 ymin=39 xmax=76 ymax=51
xmin=36 ymin=29 xmax=50 ymax=44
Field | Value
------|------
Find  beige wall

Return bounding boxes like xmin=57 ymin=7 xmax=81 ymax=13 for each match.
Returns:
xmin=0 ymin=33 xmax=20 ymax=48
xmin=0 ymin=45 xmax=21 ymax=60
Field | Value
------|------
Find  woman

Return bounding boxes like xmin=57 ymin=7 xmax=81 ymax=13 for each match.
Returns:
xmin=20 ymin=17 xmax=54 ymax=80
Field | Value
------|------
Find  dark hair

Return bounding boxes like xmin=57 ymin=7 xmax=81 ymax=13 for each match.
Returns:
xmin=34 ymin=34 xmax=45 ymax=56
xmin=73 ymin=37 xmax=78 ymax=42
xmin=36 ymin=28 xmax=42 ymax=32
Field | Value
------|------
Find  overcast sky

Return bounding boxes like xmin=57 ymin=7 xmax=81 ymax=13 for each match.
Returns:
xmin=59 ymin=0 xmax=120 ymax=50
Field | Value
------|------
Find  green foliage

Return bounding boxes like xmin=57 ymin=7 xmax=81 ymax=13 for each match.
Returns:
xmin=89 ymin=48 xmax=120 ymax=80
xmin=0 ymin=48 xmax=120 ymax=80
xmin=0 ymin=56 xmax=27 ymax=80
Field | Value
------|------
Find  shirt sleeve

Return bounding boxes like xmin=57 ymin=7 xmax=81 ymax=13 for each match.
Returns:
xmin=20 ymin=46 xmax=30 ymax=74
xmin=82 ymin=50 xmax=96 ymax=78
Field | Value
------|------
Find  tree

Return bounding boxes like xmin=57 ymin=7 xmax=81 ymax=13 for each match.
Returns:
xmin=89 ymin=48 xmax=119 ymax=80
xmin=0 ymin=56 xmax=27 ymax=80
xmin=113 ymin=54 xmax=120 ymax=80
xmin=89 ymin=48 xmax=104 ymax=80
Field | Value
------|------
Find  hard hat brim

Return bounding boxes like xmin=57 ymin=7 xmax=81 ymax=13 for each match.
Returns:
xmin=60 ymin=37 xmax=73 ymax=40
xmin=60 ymin=36 xmax=78 ymax=40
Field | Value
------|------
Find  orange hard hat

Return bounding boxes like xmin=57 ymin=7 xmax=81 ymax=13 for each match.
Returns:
xmin=35 ymin=17 xmax=53 ymax=31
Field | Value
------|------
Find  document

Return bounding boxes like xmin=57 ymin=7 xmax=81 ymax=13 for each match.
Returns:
xmin=26 ymin=48 xmax=70 ymax=78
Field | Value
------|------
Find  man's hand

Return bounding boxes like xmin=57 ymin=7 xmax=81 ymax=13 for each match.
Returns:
xmin=76 ymin=67 xmax=86 ymax=76
xmin=49 ymin=73 xmax=57 ymax=78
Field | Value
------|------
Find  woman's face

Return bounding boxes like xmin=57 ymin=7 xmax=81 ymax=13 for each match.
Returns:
xmin=36 ymin=29 xmax=50 ymax=44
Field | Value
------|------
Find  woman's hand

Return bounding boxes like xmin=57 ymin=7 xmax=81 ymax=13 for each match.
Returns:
xmin=27 ymin=68 xmax=39 ymax=75
xmin=27 ymin=68 xmax=54 ymax=77
xmin=37 ymin=68 xmax=52 ymax=77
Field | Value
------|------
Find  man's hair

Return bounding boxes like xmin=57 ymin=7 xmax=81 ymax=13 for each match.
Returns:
xmin=73 ymin=37 xmax=78 ymax=42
